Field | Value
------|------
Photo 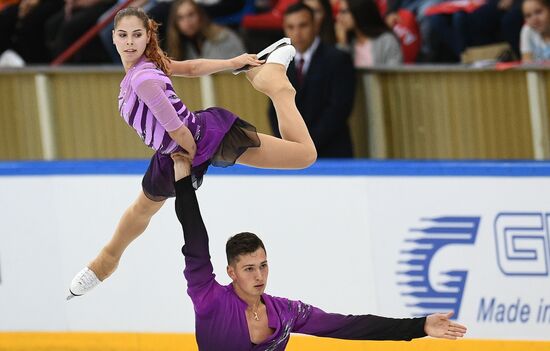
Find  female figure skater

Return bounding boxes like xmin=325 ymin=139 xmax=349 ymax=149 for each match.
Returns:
xmin=67 ymin=7 xmax=316 ymax=299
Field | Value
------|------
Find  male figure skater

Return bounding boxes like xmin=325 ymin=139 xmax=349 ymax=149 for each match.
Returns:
xmin=171 ymin=153 xmax=467 ymax=350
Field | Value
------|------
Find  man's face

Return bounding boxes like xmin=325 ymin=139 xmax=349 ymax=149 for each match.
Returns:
xmin=227 ymin=247 xmax=269 ymax=298
xmin=283 ymin=10 xmax=316 ymax=54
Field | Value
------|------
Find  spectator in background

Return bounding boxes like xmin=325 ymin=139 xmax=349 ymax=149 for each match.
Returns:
xmin=301 ymin=0 xmax=337 ymax=43
xmin=0 ymin=0 xmax=64 ymax=64
xmin=195 ymin=0 xmax=245 ymax=19
xmin=144 ymin=0 xmax=174 ymax=44
xmin=269 ymin=3 xmax=355 ymax=158
xmin=421 ymin=0 xmax=523 ymax=62
xmin=46 ymin=0 xmax=116 ymax=63
xmin=384 ymin=0 xmax=442 ymax=61
xmin=521 ymin=0 xmax=550 ymax=61
xmin=0 ymin=0 xmax=19 ymax=12
xmin=166 ymin=0 xmax=245 ymax=60
xmin=467 ymin=0 xmax=523 ymax=57
xmin=336 ymin=0 xmax=402 ymax=66
xmin=0 ymin=1 xmax=20 ymax=63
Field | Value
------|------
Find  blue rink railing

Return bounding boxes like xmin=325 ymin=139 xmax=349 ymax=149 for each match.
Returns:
xmin=1 ymin=159 xmax=550 ymax=176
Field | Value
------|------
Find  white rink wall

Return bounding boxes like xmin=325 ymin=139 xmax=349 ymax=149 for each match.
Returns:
xmin=0 ymin=160 xmax=549 ymax=341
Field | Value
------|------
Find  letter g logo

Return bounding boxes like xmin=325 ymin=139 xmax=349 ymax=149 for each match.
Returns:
xmin=494 ymin=213 xmax=550 ymax=276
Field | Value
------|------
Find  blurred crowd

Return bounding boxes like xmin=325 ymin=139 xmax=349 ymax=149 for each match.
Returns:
xmin=1 ymin=0 xmax=550 ymax=67
xmin=1 ymin=0 xmax=549 ymax=159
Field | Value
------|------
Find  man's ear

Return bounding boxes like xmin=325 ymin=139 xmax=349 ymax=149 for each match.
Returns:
xmin=227 ymin=265 xmax=236 ymax=280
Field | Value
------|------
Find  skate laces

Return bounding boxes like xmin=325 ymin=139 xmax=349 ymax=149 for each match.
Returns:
xmin=76 ymin=268 xmax=99 ymax=289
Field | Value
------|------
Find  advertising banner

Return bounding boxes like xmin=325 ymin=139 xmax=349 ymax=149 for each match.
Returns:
xmin=0 ymin=161 xmax=549 ymax=342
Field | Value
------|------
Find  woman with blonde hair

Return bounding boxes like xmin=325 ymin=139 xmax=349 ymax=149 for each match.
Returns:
xmin=166 ymin=0 xmax=245 ymax=60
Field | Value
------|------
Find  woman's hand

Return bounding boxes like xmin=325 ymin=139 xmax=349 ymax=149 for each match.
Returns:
xmin=334 ymin=20 xmax=349 ymax=46
xmin=171 ymin=152 xmax=192 ymax=181
xmin=385 ymin=12 xmax=400 ymax=27
xmin=168 ymin=125 xmax=197 ymax=161
xmin=229 ymin=53 xmax=264 ymax=70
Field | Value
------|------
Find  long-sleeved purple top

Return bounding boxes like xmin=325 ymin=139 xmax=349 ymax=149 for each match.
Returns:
xmin=118 ymin=56 xmax=202 ymax=155
xmin=174 ymin=177 xmax=427 ymax=351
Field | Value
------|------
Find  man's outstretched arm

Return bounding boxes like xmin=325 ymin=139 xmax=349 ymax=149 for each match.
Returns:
xmin=174 ymin=155 xmax=208 ymax=259
xmin=293 ymin=303 xmax=466 ymax=341
xmin=293 ymin=305 xmax=427 ymax=341
xmin=173 ymin=154 xmax=222 ymax=314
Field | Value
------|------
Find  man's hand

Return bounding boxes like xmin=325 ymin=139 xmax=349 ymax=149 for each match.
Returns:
xmin=424 ymin=312 xmax=467 ymax=339
xmin=229 ymin=53 xmax=263 ymax=70
xmin=171 ymin=152 xmax=192 ymax=181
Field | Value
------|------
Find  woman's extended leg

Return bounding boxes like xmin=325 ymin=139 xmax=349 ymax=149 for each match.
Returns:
xmin=88 ymin=190 xmax=165 ymax=280
xmin=68 ymin=191 xmax=165 ymax=298
xmin=237 ymin=47 xmax=317 ymax=169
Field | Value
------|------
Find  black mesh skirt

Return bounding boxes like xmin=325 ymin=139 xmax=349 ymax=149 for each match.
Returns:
xmin=210 ymin=118 xmax=261 ymax=167
xmin=142 ymin=117 xmax=261 ymax=201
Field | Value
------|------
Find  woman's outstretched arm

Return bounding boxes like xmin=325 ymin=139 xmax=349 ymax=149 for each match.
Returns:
xmin=169 ymin=54 xmax=263 ymax=77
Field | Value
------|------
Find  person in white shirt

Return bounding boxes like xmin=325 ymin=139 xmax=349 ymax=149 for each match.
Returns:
xmin=521 ymin=0 xmax=550 ymax=62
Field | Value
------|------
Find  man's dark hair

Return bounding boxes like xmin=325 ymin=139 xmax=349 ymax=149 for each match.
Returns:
xmin=284 ymin=2 xmax=315 ymax=19
xmin=226 ymin=232 xmax=266 ymax=265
